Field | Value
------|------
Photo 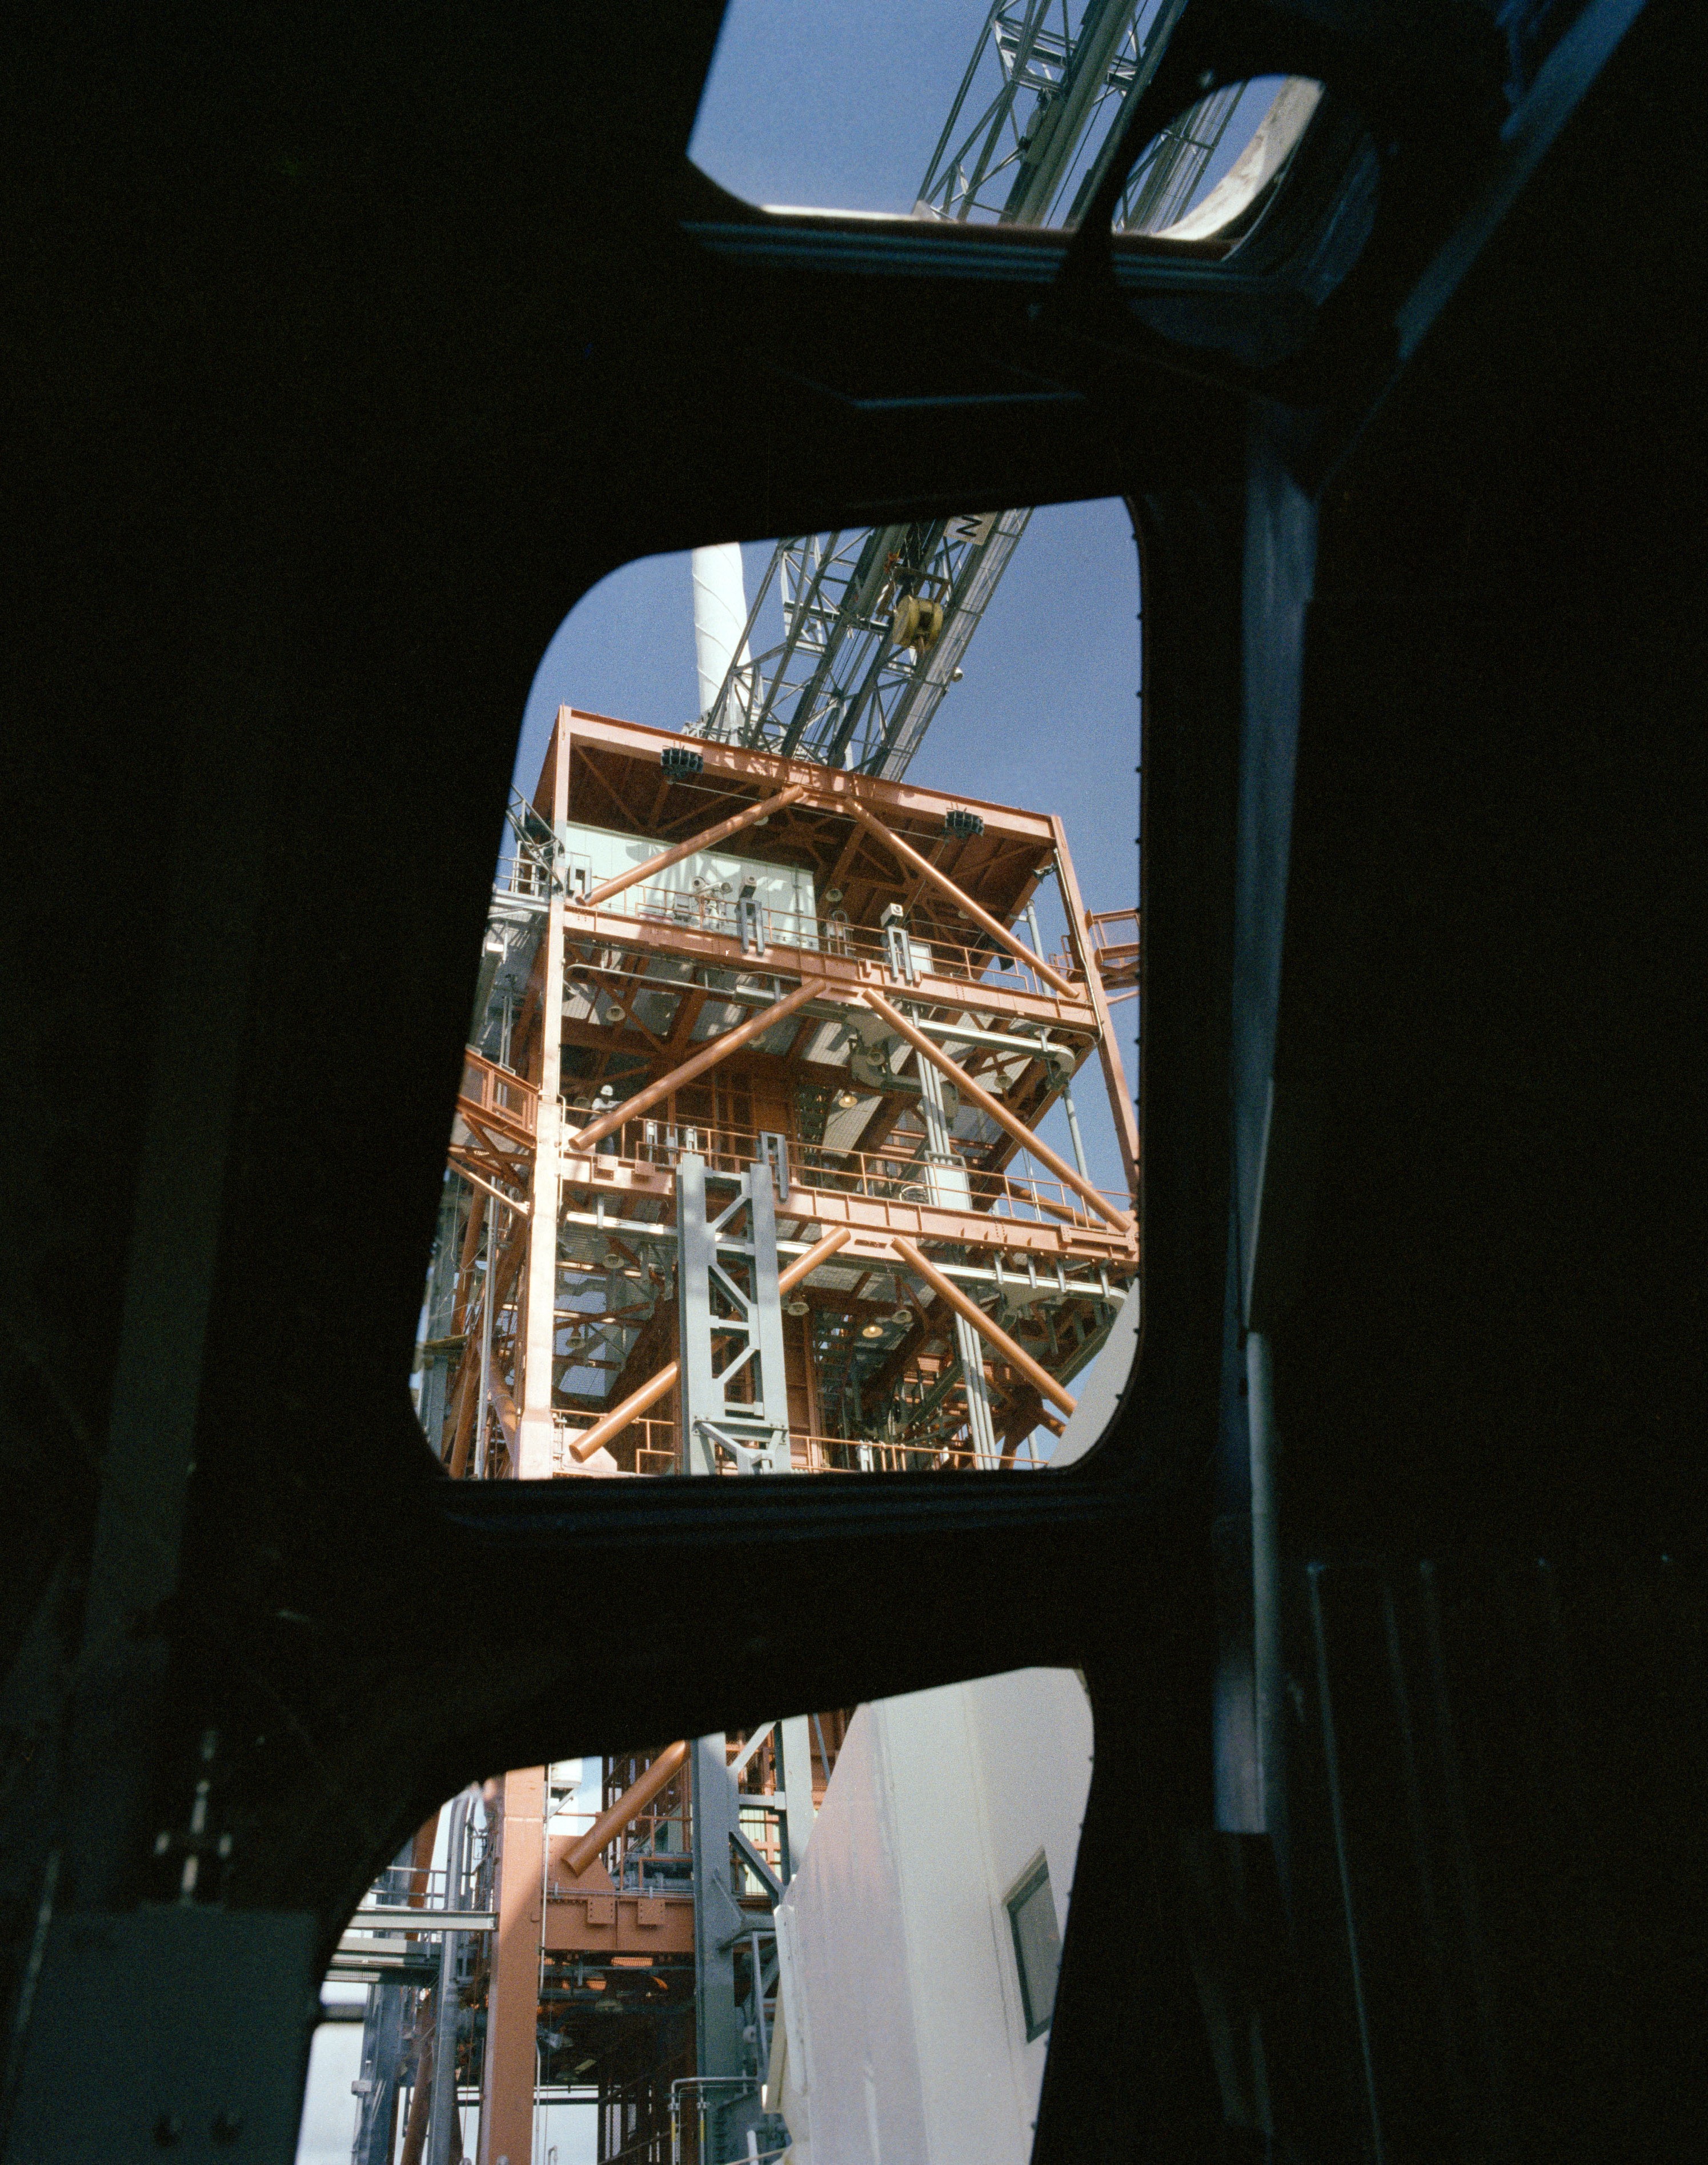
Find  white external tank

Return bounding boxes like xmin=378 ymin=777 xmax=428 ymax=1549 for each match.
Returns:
xmin=691 ymin=540 xmax=752 ymax=723
xmin=767 ymin=1667 xmax=1094 ymax=2164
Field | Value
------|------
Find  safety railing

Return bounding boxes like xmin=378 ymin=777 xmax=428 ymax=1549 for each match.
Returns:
xmin=360 ymin=1857 xmax=485 ymax=1914
xmin=492 ymin=851 xmax=553 ymax=907
xmin=791 ymin=1432 xmax=1046 ymax=1473
xmin=363 ymin=1862 xmax=453 ymax=1908
xmin=459 ymin=1048 xmax=539 ymax=1136
xmin=560 ymin=1112 xmax=1131 ymax=1230
xmin=1088 ymin=905 xmax=1140 ymax=950
xmin=552 ymin=1413 xmax=1047 ymax=1479
xmin=571 ymin=880 xmax=1073 ymax=1004
xmin=1085 ymin=907 xmax=1140 ymax=991
xmin=552 ymin=1412 xmax=676 ymax=1473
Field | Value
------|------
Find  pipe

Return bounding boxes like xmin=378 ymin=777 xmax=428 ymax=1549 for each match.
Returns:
xmin=396 ymin=2030 xmax=433 ymax=2165
xmin=406 ymin=1811 xmax=439 ymax=1920
xmin=563 ymin=1741 xmax=689 ymax=1878
xmin=424 ymin=1791 xmax=471 ymax=2165
xmin=565 ymin=1226 xmax=852 ymax=1464
xmin=564 ymin=981 xmax=817 ymax=1152
xmin=1027 ymin=901 xmax=1092 ymax=1181
xmin=845 ymin=800 xmax=1077 ymax=999
xmin=583 ymin=784 xmax=808 ymax=909
xmin=443 ymin=1156 xmax=529 ymax=1218
xmin=893 ymin=1236 xmax=1076 ymax=1418
xmin=778 ymin=1224 xmax=854 ymax=1295
xmin=567 ymin=1364 xmax=677 ymax=1465
xmin=861 ymin=988 xmax=1132 ymax=1234
xmin=474 ymin=1197 xmax=496 ymax=1482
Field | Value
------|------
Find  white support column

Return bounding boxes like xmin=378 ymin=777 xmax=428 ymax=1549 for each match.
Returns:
xmin=917 ymin=1044 xmax=998 ymax=1468
xmin=692 ymin=542 xmax=752 ymax=725
xmin=516 ymin=718 xmax=570 ymax=1479
xmin=1028 ymin=900 xmax=1094 ymax=1182
xmin=776 ymin=1715 xmax=816 ymax=1874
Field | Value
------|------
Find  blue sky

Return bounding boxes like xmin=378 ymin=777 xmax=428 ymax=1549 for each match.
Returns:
xmin=689 ymin=0 xmax=990 ymax=213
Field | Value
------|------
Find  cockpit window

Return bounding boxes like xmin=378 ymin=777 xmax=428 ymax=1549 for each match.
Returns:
xmin=409 ymin=500 xmax=1141 ymax=1482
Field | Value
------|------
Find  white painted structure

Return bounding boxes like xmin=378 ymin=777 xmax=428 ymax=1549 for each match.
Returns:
xmin=558 ymin=819 xmax=817 ymax=935
xmin=767 ymin=1667 xmax=1094 ymax=2165
xmin=691 ymin=542 xmax=752 ymax=720
xmin=1050 ymin=1282 xmax=1140 ymax=1468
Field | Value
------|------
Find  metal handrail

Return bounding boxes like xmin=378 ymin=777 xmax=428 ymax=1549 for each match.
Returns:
xmin=1087 ymin=906 xmax=1140 ymax=945
xmin=573 ymin=880 xmax=1064 ymax=1001
xmin=459 ymin=1048 xmax=539 ymax=1130
xmin=560 ymin=1112 xmax=1130 ymax=1228
xmin=558 ymin=1424 xmax=1048 ymax=1478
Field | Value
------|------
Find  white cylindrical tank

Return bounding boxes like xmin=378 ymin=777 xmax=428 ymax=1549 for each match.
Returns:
xmin=691 ymin=542 xmax=751 ymax=720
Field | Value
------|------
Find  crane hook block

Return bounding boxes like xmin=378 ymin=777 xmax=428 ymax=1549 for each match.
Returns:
xmin=893 ymin=595 xmax=945 ymax=653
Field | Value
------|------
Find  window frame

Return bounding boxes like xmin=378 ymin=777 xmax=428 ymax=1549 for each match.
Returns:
xmin=1004 ymin=1850 xmax=1063 ymax=2043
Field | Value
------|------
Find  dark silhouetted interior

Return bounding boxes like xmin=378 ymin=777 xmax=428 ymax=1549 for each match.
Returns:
xmin=3 ymin=1 xmax=1703 ymax=2157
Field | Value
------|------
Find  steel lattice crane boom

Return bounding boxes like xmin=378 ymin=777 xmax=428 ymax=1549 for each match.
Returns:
xmin=694 ymin=0 xmax=1250 ymax=779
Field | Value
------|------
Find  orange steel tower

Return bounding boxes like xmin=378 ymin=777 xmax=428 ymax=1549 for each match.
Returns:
xmin=404 ymin=705 xmax=1138 ymax=2162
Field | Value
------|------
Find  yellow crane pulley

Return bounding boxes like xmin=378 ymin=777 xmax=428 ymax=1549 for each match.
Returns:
xmin=892 ymin=592 xmax=945 ymax=654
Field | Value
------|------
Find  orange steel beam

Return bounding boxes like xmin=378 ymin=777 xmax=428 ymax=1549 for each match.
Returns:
xmin=477 ymin=1766 xmax=544 ymax=2165
xmin=893 ymin=1237 xmax=1077 ymax=1418
xmin=845 ymin=801 xmax=1078 ymax=999
xmin=446 ymin=1156 xmax=530 ymax=1217
xmin=860 ymin=988 xmax=1133 ymax=1234
xmin=396 ymin=2028 xmax=434 ymax=2165
xmin=563 ymin=1741 xmax=689 ymax=1877
xmin=563 ymin=902 xmax=1096 ymax=1031
xmin=583 ymin=783 xmax=808 ymax=908
xmin=562 ymin=709 xmax=1056 ymax=848
xmin=1050 ymin=811 xmax=1140 ymax=1194
xmin=775 ymin=1224 xmax=855 ymax=1297
xmin=447 ymin=1220 xmax=527 ymax=1476
xmin=450 ymin=1187 xmax=487 ymax=1334
xmin=564 ymin=980 xmax=817 ymax=1152
xmin=566 ymin=1366 xmax=675 ymax=1465
xmin=563 ymin=1227 xmax=852 ymax=1464
xmin=406 ymin=1810 xmax=439 ymax=1910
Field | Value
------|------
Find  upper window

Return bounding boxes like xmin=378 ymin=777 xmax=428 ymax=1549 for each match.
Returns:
xmin=691 ymin=1 xmax=1318 ymax=247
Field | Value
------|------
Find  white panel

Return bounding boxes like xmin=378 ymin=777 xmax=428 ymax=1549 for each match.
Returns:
xmin=560 ymin=818 xmax=816 ymax=934
xmin=772 ymin=1706 xmax=928 ymax=2163
xmin=1049 ymin=1284 xmax=1140 ymax=1466
xmin=773 ymin=1669 xmax=1094 ymax=2164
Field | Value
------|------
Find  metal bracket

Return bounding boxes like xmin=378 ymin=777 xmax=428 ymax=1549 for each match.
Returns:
xmin=676 ymin=1156 xmax=792 ymax=1476
xmin=695 ymin=1419 xmax=787 ymax=1476
xmin=729 ymin=1826 xmax=784 ymax=1906
xmin=757 ymin=1130 xmax=789 ymax=1201
xmin=736 ymin=893 xmax=768 ymax=955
